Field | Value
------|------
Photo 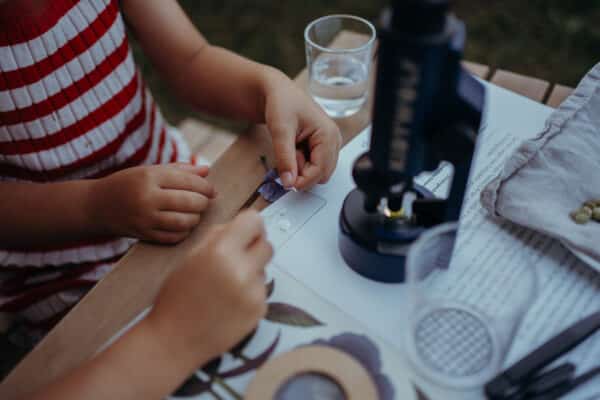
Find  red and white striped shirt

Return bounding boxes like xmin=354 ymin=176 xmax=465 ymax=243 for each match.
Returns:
xmin=0 ymin=0 xmax=192 ymax=330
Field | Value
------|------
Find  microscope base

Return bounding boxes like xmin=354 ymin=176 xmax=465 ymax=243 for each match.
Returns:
xmin=338 ymin=189 xmax=423 ymax=283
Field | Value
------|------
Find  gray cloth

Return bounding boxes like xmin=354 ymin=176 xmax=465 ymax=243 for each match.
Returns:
xmin=481 ymin=63 xmax=600 ymax=267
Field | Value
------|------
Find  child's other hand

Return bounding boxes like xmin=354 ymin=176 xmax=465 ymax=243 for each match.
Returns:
xmin=147 ymin=210 xmax=272 ymax=363
xmin=88 ymin=163 xmax=216 ymax=244
xmin=263 ymin=70 xmax=342 ymax=191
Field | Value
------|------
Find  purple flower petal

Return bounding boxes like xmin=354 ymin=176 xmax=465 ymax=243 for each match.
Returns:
xmin=372 ymin=372 xmax=395 ymax=400
xmin=309 ymin=333 xmax=394 ymax=399
xmin=171 ymin=375 xmax=211 ymax=397
xmin=258 ymin=169 xmax=290 ymax=202
xmin=324 ymin=333 xmax=382 ymax=373
xmin=219 ymin=332 xmax=281 ymax=379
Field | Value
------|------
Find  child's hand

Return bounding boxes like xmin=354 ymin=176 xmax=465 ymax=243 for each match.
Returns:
xmin=146 ymin=210 xmax=272 ymax=363
xmin=263 ymin=70 xmax=342 ymax=190
xmin=88 ymin=164 xmax=216 ymax=244
xmin=122 ymin=0 xmax=341 ymax=191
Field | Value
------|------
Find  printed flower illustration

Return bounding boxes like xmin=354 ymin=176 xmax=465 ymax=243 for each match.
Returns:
xmin=310 ymin=333 xmax=395 ymax=400
xmin=171 ymin=333 xmax=280 ymax=399
xmin=171 ymin=279 xmax=324 ymax=398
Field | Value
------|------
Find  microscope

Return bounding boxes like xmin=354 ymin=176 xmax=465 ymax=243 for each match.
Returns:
xmin=338 ymin=0 xmax=486 ymax=283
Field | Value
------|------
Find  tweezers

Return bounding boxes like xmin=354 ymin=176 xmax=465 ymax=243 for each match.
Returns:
xmin=485 ymin=310 xmax=600 ymax=400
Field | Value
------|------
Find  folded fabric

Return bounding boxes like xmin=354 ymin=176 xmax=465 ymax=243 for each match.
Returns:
xmin=481 ymin=63 xmax=600 ymax=267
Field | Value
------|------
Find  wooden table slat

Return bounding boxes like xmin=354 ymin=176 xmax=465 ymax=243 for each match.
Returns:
xmin=178 ymin=119 xmax=215 ymax=153
xmin=490 ymin=69 xmax=550 ymax=102
xmin=178 ymin=119 xmax=236 ymax=163
xmin=462 ymin=61 xmax=490 ymax=79
xmin=328 ymin=30 xmax=373 ymax=50
xmin=546 ymin=84 xmax=574 ymax=108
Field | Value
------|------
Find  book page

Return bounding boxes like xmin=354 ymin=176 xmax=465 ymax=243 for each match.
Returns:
xmin=101 ymin=265 xmax=417 ymax=400
xmin=269 ymin=82 xmax=600 ymax=399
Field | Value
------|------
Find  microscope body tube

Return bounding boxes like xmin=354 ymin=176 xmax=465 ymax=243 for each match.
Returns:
xmin=338 ymin=0 xmax=485 ymax=283
xmin=366 ymin=1 xmax=464 ymax=212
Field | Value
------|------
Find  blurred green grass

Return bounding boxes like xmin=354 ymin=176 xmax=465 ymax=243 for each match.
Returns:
xmin=130 ymin=1 xmax=600 ymax=128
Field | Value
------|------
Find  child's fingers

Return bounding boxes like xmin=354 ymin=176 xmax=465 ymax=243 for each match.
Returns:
xmin=247 ymin=238 xmax=273 ymax=273
xmin=197 ymin=166 xmax=210 ymax=178
xmin=296 ymin=149 xmax=307 ymax=173
xmin=170 ymin=163 xmax=210 ymax=177
xmin=225 ymin=210 xmax=266 ymax=249
xmin=295 ymin=143 xmax=332 ymax=189
xmin=159 ymin=191 xmax=210 ymax=214
xmin=147 ymin=229 xmax=191 ymax=244
xmin=269 ymin=121 xmax=299 ymax=189
xmin=295 ymin=161 xmax=321 ymax=189
xmin=154 ymin=211 xmax=201 ymax=232
xmin=159 ymin=169 xmax=216 ymax=198
xmin=315 ymin=131 xmax=339 ymax=184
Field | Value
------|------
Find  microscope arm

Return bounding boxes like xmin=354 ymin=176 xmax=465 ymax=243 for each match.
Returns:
xmin=416 ymin=69 xmax=485 ymax=224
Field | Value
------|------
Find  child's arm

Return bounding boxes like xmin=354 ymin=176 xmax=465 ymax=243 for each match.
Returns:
xmin=28 ymin=211 xmax=271 ymax=400
xmin=122 ymin=0 xmax=342 ymax=190
xmin=0 ymin=164 xmax=215 ymax=247
xmin=0 ymin=179 xmax=97 ymax=247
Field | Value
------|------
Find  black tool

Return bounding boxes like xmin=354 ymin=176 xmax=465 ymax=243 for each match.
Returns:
xmin=485 ymin=310 xmax=600 ymax=400
xmin=338 ymin=0 xmax=486 ymax=282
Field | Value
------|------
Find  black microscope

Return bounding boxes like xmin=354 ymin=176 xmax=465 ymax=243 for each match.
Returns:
xmin=338 ymin=0 xmax=486 ymax=283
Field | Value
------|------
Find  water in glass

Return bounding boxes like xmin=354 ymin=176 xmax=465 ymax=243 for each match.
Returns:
xmin=309 ymin=53 xmax=368 ymax=118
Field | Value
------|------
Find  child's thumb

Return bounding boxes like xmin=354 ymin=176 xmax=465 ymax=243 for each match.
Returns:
xmin=270 ymin=123 xmax=298 ymax=189
xmin=171 ymin=163 xmax=210 ymax=177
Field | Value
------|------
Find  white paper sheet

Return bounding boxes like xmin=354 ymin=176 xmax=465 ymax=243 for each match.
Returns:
xmin=268 ymin=81 xmax=600 ymax=399
xmin=200 ymin=265 xmax=416 ymax=400
xmin=104 ymin=266 xmax=417 ymax=400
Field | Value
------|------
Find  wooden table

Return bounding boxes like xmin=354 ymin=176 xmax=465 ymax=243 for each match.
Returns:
xmin=0 ymin=32 xmax=576 ymax=399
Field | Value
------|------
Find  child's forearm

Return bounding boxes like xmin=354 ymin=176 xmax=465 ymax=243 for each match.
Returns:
xmin=0 ymin=181 xmax=102 ymax=247
xmin=171 ymin=45 xmax=286 ymax=124
xmin=122 ymin=0 xmax=285 ymax=123
xmin=29 ymin=319 xmax=208 ymax=400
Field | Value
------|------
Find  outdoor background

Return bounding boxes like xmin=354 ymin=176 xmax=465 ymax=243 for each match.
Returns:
xmin=130 ymin=0 xmax=600 ymax=129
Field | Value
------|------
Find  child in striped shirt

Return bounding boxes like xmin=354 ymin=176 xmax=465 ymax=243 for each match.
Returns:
xmin=0 ymin=0 xmax=341 ymax=396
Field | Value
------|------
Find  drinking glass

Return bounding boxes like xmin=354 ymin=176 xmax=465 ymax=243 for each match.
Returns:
xmin=403 ymin=223 xmax=538 ymax=390
xmin=304 ymin=15 xmax=376 ymax=118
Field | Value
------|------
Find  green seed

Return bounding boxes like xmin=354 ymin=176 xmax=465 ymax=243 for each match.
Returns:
xmin=572 ymin=211 xmax=590 ymax=224
xmin=582 ymin=206 xmax=593 ymax=217
xmin=593 ymin=207 xmax=600 ymax=221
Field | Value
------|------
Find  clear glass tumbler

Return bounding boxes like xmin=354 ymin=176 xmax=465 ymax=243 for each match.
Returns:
xmin=304 ymin=15 xmax=376 ymax=118
xmin=403 ymin=223 xmax=538 ymax=391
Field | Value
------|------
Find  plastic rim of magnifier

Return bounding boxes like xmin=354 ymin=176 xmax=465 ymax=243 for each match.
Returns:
xmin=404 ymin=222 xmax=504 ymax=389
xmin=304 ymin=14 xmax=376 ymax=54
